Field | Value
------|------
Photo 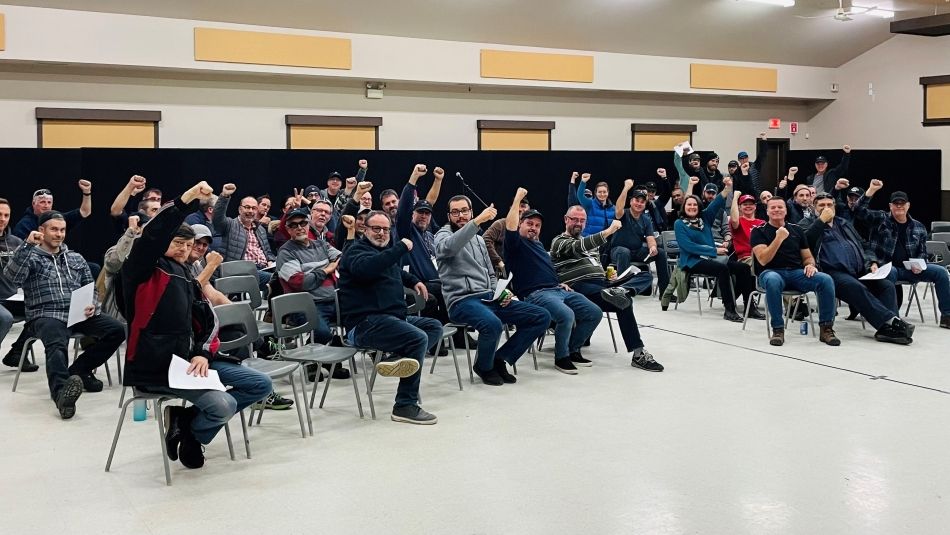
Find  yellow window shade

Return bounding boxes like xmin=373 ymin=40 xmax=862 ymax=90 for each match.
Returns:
xmin=195 ymin=27 xmax=351 ymax=70
xmin=634 ymin=132 xmax=691 ymax=151
xmin=40 ymin=120 xmax=155 ymax=148
xmin=289 ymin=125 xmax=377 ymax=150
xmin=690 ymin=64 xmax=778 ymax=92
xmin=925 ymin=83 xmax=950 ymax=120
xmin=479 ymin=129 xmax=550 ymax=151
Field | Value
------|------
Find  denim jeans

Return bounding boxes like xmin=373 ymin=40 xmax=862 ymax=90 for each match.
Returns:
xmin=525 ymin=287 xmax=602 ymax=359
xmin=143 ymin=361 xmax=272 ymax=444
xmin=826 ymin=269 xmax=897 ymax=329
xmin=0 ymin=304 xmax=13 ymax=348
xmin=448 ymin=292 xmax=550 ymax=371
xmin=28 ymin=314 xmax=126 ymax=399
xmin=894 ymin=264 xmax=950 ymax=317
xmin=610 ymin=245 xmax=670 ymax=295
xmin=573 ymin=280 xmax=645 ymax=352
xmin=351 ymin=314 xmax=441 ymax=408
xmin=758 ymin=268 xmax=836 ymax=330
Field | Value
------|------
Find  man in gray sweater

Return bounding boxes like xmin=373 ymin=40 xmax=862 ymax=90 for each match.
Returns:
xmin=434 ymin=195 xmax=550 ymax=386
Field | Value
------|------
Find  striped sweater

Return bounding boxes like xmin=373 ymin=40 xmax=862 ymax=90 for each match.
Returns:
xmin=549 ymin=231 xmax=609 ymax=285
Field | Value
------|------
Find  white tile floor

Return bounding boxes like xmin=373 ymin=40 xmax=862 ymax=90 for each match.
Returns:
xmin=1 ymin=297 xmax=948 ymax=535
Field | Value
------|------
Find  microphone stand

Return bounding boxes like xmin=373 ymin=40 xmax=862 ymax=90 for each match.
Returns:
xmin=455 ymin=172 xmax=490 ymax=208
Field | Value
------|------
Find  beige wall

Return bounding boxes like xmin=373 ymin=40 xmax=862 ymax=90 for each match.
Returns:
xmin=802 ymin=34 xmax=950 ymax=190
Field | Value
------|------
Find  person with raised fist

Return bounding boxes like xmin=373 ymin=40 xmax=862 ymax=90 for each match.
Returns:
xmin=806 ymin=145 xmax=851 ymax=194
xmin=120 ymin=181 xmax=271 ymax=469
xmin=13 ymin=180 xmax=93 ymax=240
xmin=611 ymin=180 xmax=669 ymax=296
xmin=213 ymin=182 xmax=275 ymax=291
xmin=434 ymin=195 xmax=549 ymax=386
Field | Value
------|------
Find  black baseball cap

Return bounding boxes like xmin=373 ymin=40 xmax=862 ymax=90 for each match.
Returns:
xmin=520 ymin=209 xmax=544 ymax=222
xmin=303 ymin=185 xmax=321 ymax=197
xmin=728 ymin=160 xmax=739 ymax=168
xmin=37 ymin=210 xmax=64 ymax=227
xmin=631 ymin=189 xmax=648 ymax=199
xmin=703 ymin=183 xmax=719 ymax=193
xmin=847 ymin=186 xmax=864 ymax=197
xmin=687 ymin=153 xmax=701 ymax=162
xmin=413 ymin=200 xmax=433 ymax=213
xmin=815 ymin=156 xmax=828 ymax=164
xmin=327 ymin=172 xmax=342 ymax=181
xmin=286 ymin=207 xmax=310 ymax=221
xmin=889 ymin=191 xmax=909 ymax=203
xmin=643 ymin=181 xmax=657 ymax=192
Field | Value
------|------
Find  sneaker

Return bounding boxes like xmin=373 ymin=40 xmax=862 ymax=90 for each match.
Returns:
xmin=941 ymin=315 xmax=950 ymax=329
xmin=600 ymin=287 xmax=632 ymax=310
xmin=873 ymin=324 xmax=912 ymax=345
xmin=55 ymin=375 xmax=84 ymax=419
xmin=819 ymin=324 xmax=841 ymax=346
xmin=723 ymin=311 xmax=744 ymax=323
xmin=473 ymin=365 xmax=503 ymax=386
xmin=891 ymin=317 xmax=915 ymax=340
xmin=375 ymin=357 xmax=420 ymax=378
xmin=163 ymin=406 xmax=185 ymax=461
xmin=78 ymin=373 xmax=103 ymax=393
xmin=569 ymin=352 xmax=592 ymax=367
xmin=554 ymin=357 xmax=578 ymax=375
xmin=391 ymin=404 xmax=438 ymax=425
xmin=253 ymin=392 xmax=294 ymax=410
xmin=769 ymin=329 xmax=785 ymax=347
xmin=631 ymin=348 xmax=664 ymax=372
xmin=2 ymin=351 xmax=38 ymax=372
xmin=493 ymin=359 xmax=517 ymax=384
xmin=747 ymin=305 xmax=766 ymax=320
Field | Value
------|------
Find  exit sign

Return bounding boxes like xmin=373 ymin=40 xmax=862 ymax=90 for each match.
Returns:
xmin=768 ymin=118 xmax=781 ymax=129
xmin=790 ymin=122 xmax=799 ymax=134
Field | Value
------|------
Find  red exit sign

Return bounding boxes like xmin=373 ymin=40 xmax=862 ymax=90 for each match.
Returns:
xmin=768 ymin=118 xmax=781 ymax=129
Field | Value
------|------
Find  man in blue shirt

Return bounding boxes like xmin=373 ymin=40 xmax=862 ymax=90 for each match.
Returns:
xmin=503 ymin=188 xmax=602 ymax=375
xmin=611 ymin=180 xmax=669 ymax=295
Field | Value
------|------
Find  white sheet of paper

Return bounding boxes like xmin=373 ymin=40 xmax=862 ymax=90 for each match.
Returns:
xmin=674 ymin=141 xmax=694 ymax=157
xmin=903 ymin=259 xmax=927 ymax=271
xmin=6 ymin=291 xmax=24 ymax=302
xmin=483 ymin=274 xmax=513 ymax=302
xmin=616 ymin=265 xmax=641 ymax=279
xmin=167 ymin=355 xmax=226 ymax=391
xmin=66 ymin=282 xmax=95 ymax=327
xmin=859 ymin=262 xmax=891 ymax=281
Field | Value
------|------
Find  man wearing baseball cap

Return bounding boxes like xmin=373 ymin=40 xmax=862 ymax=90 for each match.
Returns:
xmin=805 ymin=145 xmax=851 ymax=194
xmin=856 ymin=182 xmax=950 ymax=329
xmin=733 ymin=132 xmax=768 ymax=197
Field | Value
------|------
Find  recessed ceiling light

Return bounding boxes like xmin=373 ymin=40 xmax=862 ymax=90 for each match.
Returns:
xmin=738 ymin=0 xmax=795 ymax=7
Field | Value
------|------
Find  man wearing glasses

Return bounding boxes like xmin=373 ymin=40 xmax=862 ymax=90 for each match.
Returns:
xmin=13 ymin=181 xmax=92 ymax=239
xmin=338 ymin=210 xmax=441 ymax=424
xmin=213 ymin=183 xmax=275 ymax=291
xmin=434 ymin=196 xmax=550 ymax=386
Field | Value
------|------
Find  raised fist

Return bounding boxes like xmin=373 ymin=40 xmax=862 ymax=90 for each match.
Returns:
xmin=689 ymin=176 xmax=700 ymax=186
xmin=788 ymin=167 xmax=799 ymax=175
xmin=205 ymin=251 xmax=224 ymax=268
xmin=358 ymin=159 xmax=368 ymax=169
xmin=868 ymin=179 xmax=883 ymax=194
xmin=184 ymin=181 xmax=215 ymax=203
xmin=356 ymin=181 xmax=373 ymax=195
xmin=722 ymin=177 xmax=733 ymax=189
xmin=624 ymin=179 xmax=634 ymax=189
xmin=775 ymin=226 xmax=789 ymax=241
xmin=843 ymin=144 xmax=852 ymax=153
xmin=515 ymin=187 xmax=528 ymax=200
xmin=128 ymin=175 xmax=146 ymax=194
xmin=341 ymin=215 xmax=355 ymax=229
xmin=580 ymin=173 xmax=591 ymax=183
xmin=412 ymin=164 xmax=428 ymax=177
xmin=835 ymin=178 xmax=849 ymax=190
xmin=475 ymin=204 xmax=497 ymax=224
xmin=740 ymin=162 xmax=750 ymax=172
xmin=607 ymin=219 xmax=622 ymax=233
xmin=778 ymin=178 xmax=788 ymax=190
xmin=78 ymin=179 xmax=92 ymax=194
xmin=127 ymin=215 xmax=140 ymax=232
xmin=400 ymin=238 xmax=414 ymax=251
xmin=221 ymin=183 xmax=237 ymax=197
xmin=26 ymin=231 xmax=44 ymax=245
xmin=345 ymin=176 xmax=357 ymax=189
xmin=433 ymin=167 xmax=445 ymax=180
xmin=656 ymin=168 xmax=667 ymax=178
xmin=570 ymin=172 xmax=579 ymax=183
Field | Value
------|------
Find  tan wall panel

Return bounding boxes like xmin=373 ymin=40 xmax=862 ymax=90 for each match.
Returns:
xmin=289 ymin=125 xmax=376 ymax=150
xmin=41 ymin=120 xmax=155 ymax=148
xmin=195 ymin=27 xmax=351 ymax=70
xmin=690 ymin=64 xmax=778 ymax=92
xmin=926 ymin=83 xmax=950 ymax=120
xmin=480 ymin=129 xmax=550 ymax=151
xmin=633 ymin=132 xmax=691 ymax=151
xmin=0 ymin=13 xmax=5 ymax=51
xmin=480 ymin=50 xmax=593 ymax=83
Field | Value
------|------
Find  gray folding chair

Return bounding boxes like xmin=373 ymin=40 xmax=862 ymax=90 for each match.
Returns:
xmin=270 ymin=293 xmax=362 ymax=433
xmin=215 ymin=275 xmax=273 ymax=337
xmin=12 ymin=332 xmax=114 ymax=392
xmin=931 ymin=232 xmax=950 ymax=246
xmin=220 ymin=260 xmax=258 ymax=278
xmin=930 ymin=222 xmax=950 ymax=235
xmin=742 ymin=265 xmax=816 ymax=339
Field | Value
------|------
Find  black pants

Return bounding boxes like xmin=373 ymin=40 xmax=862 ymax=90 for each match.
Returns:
xmin=573 ymin=280 xmax=646 ymax=352
xmin=28 ymin=315 xmax=125 ymax=399
xmin=686 ymin=259 xmax=755 ymax=314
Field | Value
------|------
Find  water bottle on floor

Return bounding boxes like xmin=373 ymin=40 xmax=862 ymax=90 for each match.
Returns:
xmin=800 ymin=321 xmax=808 ymax=335
xmin=133 ymin=399 xmax=147 ymax=421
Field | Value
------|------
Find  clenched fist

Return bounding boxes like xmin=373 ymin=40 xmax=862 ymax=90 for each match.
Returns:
xmin=740 ymin=162 xmax=750 ymax=173
xmin=689 ymin=176 xmax=700 ymax=186
xmin=722 ymin=177 xmax=733 ymax=189
xmin=205 ymin=251 xmax=224 ymax=268
xmin=515 ymin=187 xmax=528 ymax=201
xmin=656 ymin=168 xmax=667 ymax=178
xmin=775 ymin=226 xmax=789 ymax=242
xmin=356 ymin=181 xmax=373 ymax=195
xmin=580 ymin=173 xmax=591 ymax=183
xmin=358 ymin=159 xmax=368 ymax=169
xmin=433 ymin=167 xmax=445 ymax=181
xmin=128 ymin=175 xmax=146 ymax=194
xmin=843 ymin=145 xmax=851 ymax=153
xmin=474 ymin=204 xmax=497 ymax=225
xmin=127 ymin=215 xmax=141 ymax=233
xmin=221 ymin=183 xmax=237 ymax=197
xmin=570 ymin=172 xmax=579 ymax=183
xmin=345 ymin=176 xmax=358 ymax=189
xmin=400 ymin=238 xmax=414 ymax=251
xmin=623 ymin=179 xmax=634 ymax=190
xmin=26 ymin=231 xmax=44 ymax=245
xmin=606 ymin=219 xmax=622 ymax=234
xmin=78 ymin=179 xmax=92 ymax=194
xmin=183 ymin=181 xmax=215 ymax=203
xmin=788 ymin=167 xmax=799 ymax=176
xmin=867 ymin=179 xmax=883 ymax=195
xmin=341 ymin=215 xmax=355 ymax=229
xmin=835 ymin=178 xmax=850 ymax=190
xmin=412 ymin=164 xmax=428 ymax=177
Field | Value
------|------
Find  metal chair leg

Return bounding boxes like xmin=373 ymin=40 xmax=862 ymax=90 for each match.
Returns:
xmin=298 ymin=368 xmax=313 ymax=436
xmin=239 ymin=410 xmax=251 ymax=459
xmin=11 ymin=338 xmax=37 ymax=393
xmin=448 ymin=335 xmax=463 ymax=391
xmin=154 ymin=399 xmax=173 ymax=486
xmin=429 ymin=337 xmax=443 ymax=373
xmin=224 ymin=422 xmax=236 ymax=461
xmin=105 ymin=395 xmax=135 ymax=474
xmin=288 ymin=369 xmax=307 ymax=438
xmin=317 ymin=362 xmax=335 ymax=409
xmin=349 ymin=356 xmax=364 ymax=419
xmin=605 ymin=312 xmax=618 ymax=353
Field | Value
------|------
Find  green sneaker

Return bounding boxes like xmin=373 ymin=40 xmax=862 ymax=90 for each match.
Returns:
xmin=253 ymin=392 xmax=294 ymax=410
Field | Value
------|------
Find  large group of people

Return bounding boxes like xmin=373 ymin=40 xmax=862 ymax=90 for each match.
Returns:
xmin=0 ymin=137 xmax=948 ymax=473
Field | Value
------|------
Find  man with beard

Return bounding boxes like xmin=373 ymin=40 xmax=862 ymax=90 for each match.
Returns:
xmin=667 ymin=185 xmax=685 ymax=228
xmin=434 ymin=196 xmax=549 ymax=386
xmin=504 ymin=188 xmax=602 ymax=375
xmin=699 ymin=152 xmax=724 ymax=190
xmin=551 ymin=205 xmax=663 ymax=372
xmin=338 ymin=211 xmax=441 ymax=424
xmin=786 ymin=184 xmax=816 ymax=225
xmin=611 ymin=181 xmax=669 ymax=295
xmin=674 ymin=149 xmax=704 ymax=191
xmin=379 ymin=189 xmax=399 ymax=222
xmin=213 ymin=183 xmax=275 ymax=291
xmin=483 ymin=196 xmax=530 ymax=278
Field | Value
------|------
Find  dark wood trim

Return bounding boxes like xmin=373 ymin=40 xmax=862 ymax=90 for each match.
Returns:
xmin=286 ymin=125 xmax=292 ymax=150
xmin=920 ymin=75 xmax=950 ymax=86
xmin=922 ymin=118 xmax=950 ymax=127
xmin=375 ymin=128 xmax=380 ymax=150
xmin=285 ymin=115 xmax=382 ymax=127
xmin=631 ymin=123 xmax=698 ymax=133
xmin=35 ymin=107 xmax=161 ymax=122
xmin=476 ymin=120 xmax=555 ymax=131
xmin=37 ymin=121 xmax=42 ymax=148
xmin=891 ymin=13 xmax=950 ymax=37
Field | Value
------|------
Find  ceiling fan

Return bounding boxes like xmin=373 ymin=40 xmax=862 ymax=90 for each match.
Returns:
xmin=795 ymin=0 xmax=888 ymax=21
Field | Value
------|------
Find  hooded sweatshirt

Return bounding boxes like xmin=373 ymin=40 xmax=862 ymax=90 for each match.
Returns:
xmin=433 ymin=221 xmax=497 ymax=311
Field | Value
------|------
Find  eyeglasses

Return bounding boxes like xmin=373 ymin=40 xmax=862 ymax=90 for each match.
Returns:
xmin=240 ymin=205 xmax=256 ymax=210
xmin=286 ymin=220 xmax=308 ymax=229
xmin=368 ymin=226 xmax=391 ymax=234
xmin=449 ymin=208 xmax=472 ymax=217
xmin=814 ymin=193 xmax=834 ymax=201
xmin=33 ymin=189 xmax=52 ymax=198
xmin=566 ymin=216 xmax=587 ymax=224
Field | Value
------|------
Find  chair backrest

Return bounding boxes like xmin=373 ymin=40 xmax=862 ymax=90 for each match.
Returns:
xmin=927 ymin=240 xmax=950 ymax=268
xmin=660 ymin=230 xmax=679 ymax=256
xmin=220 ymin=260 xmax=258 ymax=278
xmin=214 ymin=275 xmax=263 ymax=309
xmin=931 ymin=221 xmax=950 ymax=234
xmin=270 ymin=292 xmax=318 ymax=339
xmin=405 ymin=287 xmax=424 ymax=315
xmin=213 ymin=303 xmax=260 ymax=352
xmin=931 ymin=232 xmax=950 ymax=246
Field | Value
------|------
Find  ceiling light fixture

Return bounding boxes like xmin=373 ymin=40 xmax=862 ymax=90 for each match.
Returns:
xmin=738 ymin=0 xmax=795 ymax=7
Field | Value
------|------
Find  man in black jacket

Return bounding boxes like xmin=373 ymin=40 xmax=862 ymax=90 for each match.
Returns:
xmin=805 ymin=193 xmax=913 ymax=344
xmin=121 ymin=181 xmax=271 ymax=469
xmin=805 ymin=145 xmax=851 ymax=194
xmin=338 ymin=210 xmax=441 ymax=425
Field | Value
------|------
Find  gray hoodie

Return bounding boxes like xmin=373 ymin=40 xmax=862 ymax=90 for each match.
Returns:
xmin=434 ymin=221 xmax=496 ymax=312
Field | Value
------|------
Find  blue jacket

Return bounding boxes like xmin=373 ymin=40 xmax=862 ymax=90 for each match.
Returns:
xmin=13 ymin=207 xmax=84 ymax=239
xmin=576 ymin=184 xmax=614 ymax=236
xmin=396 ymin=183 xmax=439 ymax=282
xmin=674 ymin=194 xmax=725 ymax=269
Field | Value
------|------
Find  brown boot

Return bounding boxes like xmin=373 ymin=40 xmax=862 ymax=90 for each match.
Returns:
xmin=769 ymin=329 xmax=785 ymax=346
xmin=819 ymin=324 xmax=841 ymax=346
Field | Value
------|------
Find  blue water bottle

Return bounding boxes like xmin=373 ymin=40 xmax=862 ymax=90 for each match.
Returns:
xmin=133 ymin=399 xmax=147 ymax=421
xmin=799 ymin=321 xmax=808 ymax=335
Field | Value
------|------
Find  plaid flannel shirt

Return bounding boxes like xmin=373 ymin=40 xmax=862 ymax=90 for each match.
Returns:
xmin=3 ymin=242 xmax=99 ymax=322
xmin=855 ymin=196 xmax=928 ymax=264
